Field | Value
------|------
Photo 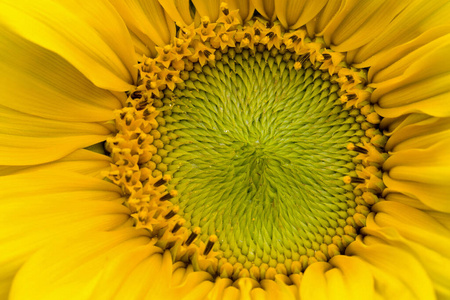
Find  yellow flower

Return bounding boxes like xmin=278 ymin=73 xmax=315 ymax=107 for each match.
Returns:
xmin=1 ymin=0 xmax=449 ymax=299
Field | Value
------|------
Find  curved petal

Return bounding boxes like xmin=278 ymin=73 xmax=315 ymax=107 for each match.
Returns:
xmin=382 ymin=115 xmax=450 ymax=152
xmin=372 ymin=37 xmax=450 ymax=118
xmin=275 ymin=0 xmax=327 ymax=29
xmin=0 ymin=149 xmax=111 ymax=178
xmin=382 ymin=114 xmax=450 ymax=212
xmin=299 ymin=257 xmax=374 ymax=300
xmin=329 ymin=256 xmax=375 ymax=300
xmin=346 ymin=236 xmax=435 ymax=300
xmin=351 ymin=0 xmax=450 ymax=64
xmin=306 ymin=0 xmax=343 ymax=38
xmin=383 ymin=173 xmax=450 ymax=213
xmin=168 ymin=267 xmax=215 ymax=300
xmin=109 ymin=0 xmax=175 ymax=48
xmin=0 ymin=105 xmax=111 ymax=166
xmin=427 ymin=210 xmax=450 ymax=231
xmin=192 ymin=0 xmax=221 ymax=22
xmin=385 ymin=139 xmax=450 ymax=186
xmin=366 ymin=25 xmax=450 ymax=80
xmin=300 ymin=262 xmax=332 ymax=300
xmin=0 ymin=0 xmax=136 ymax=91
xmin=158 ymin=0 xmax=194 ymax=26
xmin=251 ymin=0 xmax=276 ymax=21
xmin=9 ymin=229 xmax=150 ymax=300
xmin=259 ymin=278 xmax=298 ymax=300
xmin=363 ymin=209 xmax=450 ymax=299
xmin=384 ymin=192 xmax=434 ymax=211
xmin=206 ymin=278 xmax=233 ymax=299
xmin=130 ymin=30 xmax=155 ymax=57
xmin=0 ymin=170 xmax=128 ymax=299
xmin=371 ymin=202 xmax=450 ymax=253
xmin=324 ymin=0 xmax=410 ymax=54
xmin=370 ymin=33 xmax=450 ymax=84
xmin=90 ymin=246 xmax=170 ymax=300
xmin=225 ymin=0 xmax=255 ymax=22
xmin=0 ymin=26 xmax=122 ymax=122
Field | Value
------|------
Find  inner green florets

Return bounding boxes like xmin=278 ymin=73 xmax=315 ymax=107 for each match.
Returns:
xmin=157 ymin=48 xmax=363 ymax=266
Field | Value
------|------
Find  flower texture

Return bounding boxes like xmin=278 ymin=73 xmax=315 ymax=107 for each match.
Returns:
xmin=1 ymin=0 xmax=450 ymax=299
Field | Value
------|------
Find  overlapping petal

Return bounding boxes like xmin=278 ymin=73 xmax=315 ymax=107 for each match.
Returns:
xmin=157 ymin=0 xmax=194 ymax=27
xmin=0 ymin=0 xmax=136 ymax=91
xmin=274 ymin=0 xmax=329 ymax=30
xmin=362 ymin=205 xmax=450 ymax=299
xmin=1 ymin=0 xmax=449 ymax=299
xmin=0 ymin=170 xmax=128 ymax=299
xmin=347 ymin=236 xmax=435 ymax=300
xmin=371 ymin=35 xmax=450 ymax=118
xmin=109 ymin=0 xmax=176 ymax=48
xmin=0 ymin=26 xmax=123 ymax=123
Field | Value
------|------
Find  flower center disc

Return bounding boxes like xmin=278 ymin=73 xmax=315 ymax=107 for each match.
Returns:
xmin=164 ymin=51 xmax=357 ymax=267
xmin=106 ymin=10 xmax=387 ymax=281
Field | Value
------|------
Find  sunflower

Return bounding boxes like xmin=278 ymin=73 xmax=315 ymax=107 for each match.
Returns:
xmin=1 ymin=0 xmax=450 ymax=299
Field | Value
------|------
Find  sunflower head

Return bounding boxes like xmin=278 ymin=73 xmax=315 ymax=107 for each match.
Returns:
xmin=105 ymin=6 xmax=388 ymax=283
xmin=1 ymin=0 xmax=449 ymax=299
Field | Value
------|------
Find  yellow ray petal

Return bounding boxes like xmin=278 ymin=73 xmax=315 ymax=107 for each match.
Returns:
xmin=9 ymin=229 xmax=150 ymax=300
xmin=0 ymin=106 xmax=111 ymax=165
xmin=0 ymin=26 xmax=122 ymax=122
xmin=259 ymin=278 xmax=298 ymax=300
xmin=0 ymin=136 xmax=111 ymax=166
xmin=115 ymin=251 xmax=173 ymax=299
xmin=318 ymin=0 xmax=358 ymax=47
xmin=237 ymin=278 xmax=256 ymax=300
xmin=192 ymin=0 xmax=221 ymax=22
xmin=109 ymin=0 xmax=175 ymax=47
xmin=89 ymin=247 xmax=171 ymax=300
xmin=352 ymin=0 xmax=450 ymax=64
xmin=346 ymin=236 xmax=435 ymax=300
xmin=385 ymin=139 xmax=450 ymax=185
xmin=389 ymin=129 xmax=449 ymax=152
xmin=169 ymin=269 xmax=215 ymax=300
xmin=327 ymin=0 xmax=410 ymax=55
xmin=222 ymin=286 xmax=240 ymax=299
xmin=383 ymin=172 xmax=450 ymax=213
xmin=0 ymin=107 xmax=110 ymax=139
xmin=366 ymin=25 xmax=450 ymax=80
xmin=0 ymin=171 xmax=128 ymax=298
xmin=300 ymin=262 xmax=332 ymax=300
xmin=251 ymin=287 xmax=269 ymax=300
xmin=225 ymin=0 xmax=255 ymax=22
xmin=371 ymin=34 xmax=450 ymax=83
xmin=323 ymin=268 xmax=349 ymax=300
xmin=306 ymin=0 xmax=343 ymax=41
xmin=158 ymin=0 xmax=194 ymax=26
xmin=130 ymin=30 xmax=155 ymax=57
xmin=275 ymin=0 xmax=327 ymax=30
xmin=377 ymin=92 xmax=450 ymax=118
xmin=0 ymin=149 xmax=111 ymax=178
xmin=251 ymin=0 xmax=276 ymax=21
xmin=427 ymin=211 xmax=450 ymax=231
xmin=383 ymin=115 xmax=450 ymax=151
xmin=363 ymin=212 xmax=450 ymax=299
xmin=329 ymin=256 xmax=375 ymax=300
xmin=0 ymin=0 xmax=136 ymax=91
xmin=170 ymin=264 xmax=191 ymax=286
xmin=372 ymin=41 xmax=450 ymax=118
xmin=372 ymin=202 xmax=450 ymax=253
xmin=384 ymin=192 xmax=434 ymax=211
xmin=206 ymin=278 xmax=233 ymax=299
xmin=0 ymin=281 xmax=11 ymax=300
